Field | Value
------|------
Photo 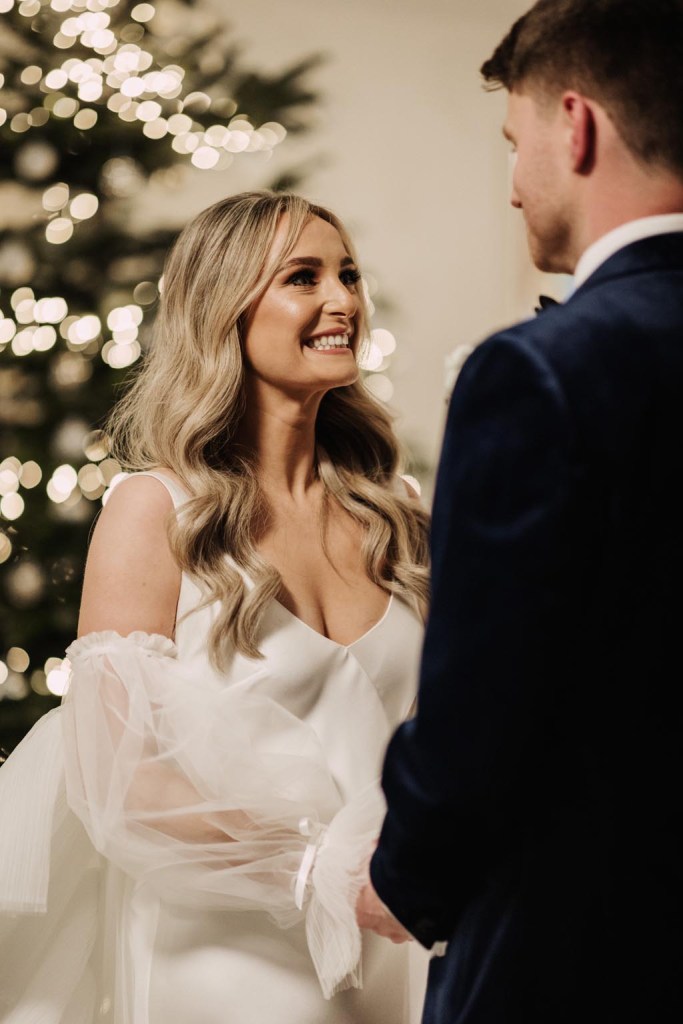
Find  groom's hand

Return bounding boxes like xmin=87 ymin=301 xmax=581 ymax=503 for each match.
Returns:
xmin=356 ymin=880 xmax=412 ymax=943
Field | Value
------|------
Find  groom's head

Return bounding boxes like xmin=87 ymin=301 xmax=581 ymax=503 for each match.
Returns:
xmin=482 ymin=0 xmax=683 ymax=273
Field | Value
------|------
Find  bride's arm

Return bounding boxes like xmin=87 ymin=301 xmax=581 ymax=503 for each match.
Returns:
xmin=71 ymin=475 xmax=285 ymax=844
xmin=75 ymin=476 xmax=239 ymax=842
xmin=72 ymin=474 xmax=290 ymax=854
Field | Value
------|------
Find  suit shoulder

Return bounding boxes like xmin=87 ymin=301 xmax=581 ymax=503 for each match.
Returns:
xmin=457 ymin=323 xmax=567 ymax=401
xmin=449 ymin=327 xmax=575 ymax=450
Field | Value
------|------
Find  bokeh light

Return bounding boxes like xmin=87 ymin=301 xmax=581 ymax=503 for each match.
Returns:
xmin=0 ymin=318 xmax=17 ymax=344
xmin=131 ymin=3 xmax=155 ymax=22
xmin=0 ymin=468 xmax=19 ymax=495
xmin=364 ymin=373 xmax=394 ymax=403
xmin=46 ymin=463 xmax=78 ymax=504
xmin=20 ymin=462 xmax=43 ymax=488
xmin=0 ymin=534 xmax=12 ymax=565
xmin=0 ymin=493 xmax=25 ymax=521
xmin=46 ymin=659 xmax=71 ymax=697
xmin=357 ymin=341 xmax=384 ymax=373
xmin=78 ymin=463 xmax=106 ymax=499
xmin=133 ymin=281 xmax=157 ymax=305
xmin=98 ymin=459 xmax=122 ymax=485
xmin=43 ymin=183 xmax=70 ymax=211
xmin=20 ymin=64 xmax=42 ymax=85
xmin=7 ymin=648 xmax=30 ymax=673
xmin=70 ymin=193 xmax=99 ymax=220
xmin=371 ymin=328 xmax=397 ymax=356
xmin=5 ymin=561 xmax=45 ymax=606
xmin=83 ymin=429 xmax=110 ymax=462
xmin=32 ymin=325 xmax=57 ymax=351
xmin=68 ymin=314 xmax=101 ymax=344
xmin=73 ymin=108 xmax=98 ymax=129
xmin=45 ymin=217 xmax=74 ymax=244
xmin=34 ymin=296 xmax=68 ymax=322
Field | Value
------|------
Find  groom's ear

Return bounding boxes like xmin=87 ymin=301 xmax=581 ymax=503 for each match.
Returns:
xmin=562 ymin=92 xmax=596 ymax=176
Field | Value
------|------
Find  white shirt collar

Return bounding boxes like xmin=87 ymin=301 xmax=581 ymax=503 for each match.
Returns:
xmin=573 ymin=214 xmax=683 ymax=289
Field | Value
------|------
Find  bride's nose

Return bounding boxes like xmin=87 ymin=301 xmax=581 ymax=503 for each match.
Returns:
xmin=321 ymin=276 xmax=357 ymax=316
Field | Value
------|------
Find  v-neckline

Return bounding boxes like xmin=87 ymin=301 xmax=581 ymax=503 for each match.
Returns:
xmin=141 ymin=473 xmax=394 ymax=651
xmin=271 ymin=593 xmax=394 ymax=651
xmin=226 ymin=548 xmax=394 ymax=651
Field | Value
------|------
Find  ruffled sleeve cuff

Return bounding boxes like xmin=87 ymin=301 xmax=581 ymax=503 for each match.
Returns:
xmin=66 ymin=630 xmax=177 ymax=662
xmin=305 ymin=783 xmax=386 ymax=998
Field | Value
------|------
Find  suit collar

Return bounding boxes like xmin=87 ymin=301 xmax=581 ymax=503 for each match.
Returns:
xmin=574 ymin=215 xmax=683 ymax=288
xmin=570 ymin=231 xmax=683 ymax=301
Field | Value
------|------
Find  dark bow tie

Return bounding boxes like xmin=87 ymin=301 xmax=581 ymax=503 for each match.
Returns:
xmin=535 ymin=294 xmax=560 ymax=314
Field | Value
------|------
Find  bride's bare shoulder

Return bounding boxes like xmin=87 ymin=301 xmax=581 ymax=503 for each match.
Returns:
xmin=77 ymin=473 xmax=180 ymax=639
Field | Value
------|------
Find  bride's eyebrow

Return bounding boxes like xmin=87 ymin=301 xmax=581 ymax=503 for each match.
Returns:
xmin=279 ymin=255 xmax=357 ymax=270
xmin=281 ymin=257 xmax=323 ymax=269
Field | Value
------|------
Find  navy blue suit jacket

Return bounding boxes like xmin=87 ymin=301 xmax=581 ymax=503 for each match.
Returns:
xmin=370 ymin=234 xmax=683 ymax=1024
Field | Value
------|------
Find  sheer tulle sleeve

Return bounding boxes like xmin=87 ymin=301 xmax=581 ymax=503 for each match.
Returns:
xmin=60 ymin=630 xmax=384 ymax=997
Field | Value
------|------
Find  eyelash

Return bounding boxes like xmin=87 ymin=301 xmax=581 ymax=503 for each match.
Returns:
xmin=286 ymin=268 xmax=361 ymax=287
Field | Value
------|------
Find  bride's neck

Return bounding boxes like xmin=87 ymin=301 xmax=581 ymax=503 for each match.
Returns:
xmin=236 ymin=391 xmax=322 ymax=502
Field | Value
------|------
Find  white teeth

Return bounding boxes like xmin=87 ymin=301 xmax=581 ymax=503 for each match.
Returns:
xmin=308 ymin=333 xmax=350 ymax=350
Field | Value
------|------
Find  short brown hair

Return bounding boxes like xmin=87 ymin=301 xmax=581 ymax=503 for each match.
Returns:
xmin=481 ymin=0 xmax=683 ymax=175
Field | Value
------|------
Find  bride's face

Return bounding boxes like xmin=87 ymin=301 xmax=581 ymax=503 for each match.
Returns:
xmin=242 ymin=215 xmax=362 ymax=399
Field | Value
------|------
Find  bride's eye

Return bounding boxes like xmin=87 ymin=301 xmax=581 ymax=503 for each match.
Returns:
xmin=287 ymin=269 xmax=317 ymax=286
xmin=340 ymin=268 xmax=361 ymax=286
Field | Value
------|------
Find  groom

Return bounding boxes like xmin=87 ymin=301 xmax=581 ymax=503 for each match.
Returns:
xmin=357 ymin=1 xmax=683 ymax=1021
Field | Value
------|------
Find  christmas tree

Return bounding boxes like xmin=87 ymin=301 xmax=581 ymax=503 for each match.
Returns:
xmin=0 ymin=0 xmax=320 ymax=751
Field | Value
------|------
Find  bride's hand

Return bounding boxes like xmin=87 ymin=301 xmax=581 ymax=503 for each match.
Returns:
xmin=355 ymin=880 xmax=412 ymax=943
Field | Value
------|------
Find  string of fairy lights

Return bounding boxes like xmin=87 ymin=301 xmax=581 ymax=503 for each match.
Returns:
xmin=0 ymin=0 xmax=402 ymax=705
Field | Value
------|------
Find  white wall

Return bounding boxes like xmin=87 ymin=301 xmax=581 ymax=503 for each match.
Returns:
xmin=167 ymin=0 xmax=561 ymax=476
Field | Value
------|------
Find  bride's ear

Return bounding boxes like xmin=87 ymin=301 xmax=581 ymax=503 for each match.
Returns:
xmin=562 ymin=92 xmax=596 ymax=175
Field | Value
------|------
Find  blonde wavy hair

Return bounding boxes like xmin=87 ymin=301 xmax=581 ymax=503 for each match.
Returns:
xmin=108 ymin=190 xmax=430 ymax=665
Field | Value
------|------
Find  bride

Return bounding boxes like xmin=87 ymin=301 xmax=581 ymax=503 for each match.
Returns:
xmin=0 ymin=190 xmax=430 ymax=1023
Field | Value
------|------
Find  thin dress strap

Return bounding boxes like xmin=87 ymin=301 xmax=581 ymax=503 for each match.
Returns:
xmin=126 ymin=470 xmax=191 ymax=510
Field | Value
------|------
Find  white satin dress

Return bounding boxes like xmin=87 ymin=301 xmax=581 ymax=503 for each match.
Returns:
xmin=0 ymin=471 xmax=429 ymax=1024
